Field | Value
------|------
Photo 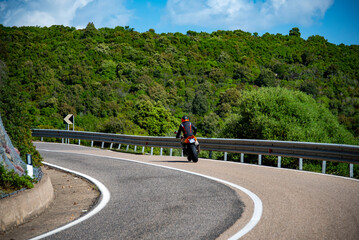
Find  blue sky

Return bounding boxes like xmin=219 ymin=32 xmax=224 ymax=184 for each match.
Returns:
xmin=0 ymin=0 xmax=358 ymax=45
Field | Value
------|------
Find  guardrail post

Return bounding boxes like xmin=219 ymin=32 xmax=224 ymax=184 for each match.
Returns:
xmin=101 ymin=142 xmax=105 ymax=148
xmin=160 ymin=148 xmax=163 ymax=156
xmin=278 ymin=156 xmax=282 ymax=168
xmin=110 ymin=143 xmax=113 ymax=149
xmin=151 ymin=147 xmax=154 ymax=155
xmin=142 ymin=146 xmax=145 ymax=154
xmin=118 ymin=144 xmax=121 ymax=149
xmin=62 ymin=138 xmax=64 ymax=144
xmin=41 ymin=137 xmax=43 ymax=142
xmin=126 ymin=145 xmax=129 ymax=151
xmin=26 ymin=154 xmax=34 ymax=178
xmin=258 ymin=155 xmax=262 ymax=165
xmin=224 ymin=152 xmax=228 ymax=161
xmin=78 ymin=139 xmax=81 ymax=145
xmin=181 ymin=150 xmax=183 ymax=157
xmin=170 ymin=148 xmax=173 ymax=156
xmin=350 ymin=164 xmax=353 ymax=178
xmin=209 ymin=151 xmax=212 ymax=159
xmin=322 ymin=161 xmax=326 ymax=174
xmin=134 ymin=146 xmax=137 ymax=152
xmin=299 ymin=158 xmax=303 ymax=170
xmin=91 ymin=141 xmax=94 ymax=147
xmin=241 ymin=153 xmax=244 ymax=163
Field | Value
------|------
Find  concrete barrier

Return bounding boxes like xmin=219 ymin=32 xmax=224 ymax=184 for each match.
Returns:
xmin=0 ymin=167 xmax=54 ymax=232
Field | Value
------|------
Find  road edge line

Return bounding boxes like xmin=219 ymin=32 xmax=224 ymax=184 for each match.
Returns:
xmin=36 ymin=148 xmax=262 ymax=239
xmin=29 ymin=161 xmax=111 ymax=240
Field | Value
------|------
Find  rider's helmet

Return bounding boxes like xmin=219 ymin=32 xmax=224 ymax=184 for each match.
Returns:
xmin=181 ymin=115 xmax=189 ymax=123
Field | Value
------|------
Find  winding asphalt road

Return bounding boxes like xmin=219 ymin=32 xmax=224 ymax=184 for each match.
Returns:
xmin=34 ymin=142 xmax=244 ymax=240
xmin=34 ymin=142 xmax=359 ymax=240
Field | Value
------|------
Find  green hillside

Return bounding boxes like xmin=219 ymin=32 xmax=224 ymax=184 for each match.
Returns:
xmin=0 ymin=24 xmax=358 ymax=165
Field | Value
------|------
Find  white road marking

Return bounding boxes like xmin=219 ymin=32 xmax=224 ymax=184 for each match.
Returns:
xmin=30 ymin=161 xmax=111 ymax=240
xmin=34 ymin=148 xmax=263 ymax=239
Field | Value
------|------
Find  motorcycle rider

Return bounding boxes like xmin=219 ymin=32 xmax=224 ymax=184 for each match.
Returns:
xmin=176 ymin=115 xmax=200 ymax=153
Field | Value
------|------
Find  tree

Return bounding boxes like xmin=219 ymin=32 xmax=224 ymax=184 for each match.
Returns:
xmin=82 ymin=22 xmax=98 ymax=38
xmin=198 ymin=112 xmax=222 ymax=137
xmin=216 ymin=88 xmax=241 ymax=117
xmin=255 ymin=68 xmax=278 ymax=87
xmin=289 ymin=27 xmax=301 ymax=38
xmin=133 ymin=100 xmax=176 ymax=136
xmin=221 ymin=87 xmax=357 ymax=145
xmin=192 ymin=91 xmax=209 ymax=115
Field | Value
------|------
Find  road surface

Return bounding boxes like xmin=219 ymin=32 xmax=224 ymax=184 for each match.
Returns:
xmin=34 ymin=142 xmax=359 ymax=239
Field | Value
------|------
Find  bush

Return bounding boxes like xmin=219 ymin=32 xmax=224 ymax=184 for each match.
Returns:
xmin=0 ymin=165 xmax=35 ymax=193
xmin=220 ymin=87 xmax=357 ymax=145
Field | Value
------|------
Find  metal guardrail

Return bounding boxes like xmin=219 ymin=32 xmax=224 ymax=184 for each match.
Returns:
xmin=32 ymin=129 xmax=359 ymax=176
xmin=32 ymin=129 xmax=359 ymax=163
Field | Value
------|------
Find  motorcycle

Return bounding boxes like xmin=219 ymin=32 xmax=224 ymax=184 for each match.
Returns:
xmin=175 ymin=132 xmax=199 ymax=163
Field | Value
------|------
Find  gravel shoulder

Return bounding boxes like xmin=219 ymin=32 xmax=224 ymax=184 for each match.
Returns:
xmin=0 ymin=166 xmax=100 ymax=240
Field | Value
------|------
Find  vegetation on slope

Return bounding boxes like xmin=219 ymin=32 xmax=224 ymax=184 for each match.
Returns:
xmin=0 ymin=23 xmax=358 ymax=177
xmin=0 ymin=60 xmax=42 ymax=166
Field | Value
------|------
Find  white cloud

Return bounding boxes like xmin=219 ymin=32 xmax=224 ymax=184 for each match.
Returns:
xmin=0 ymin=0 xmax=93 ymax=27
xmin=18 ymin=10 xmax=57 ymax=26
xmin=0 ymin=0 xmax=133 ymax=28
xmin=72 ymin=0 xmax=133 ymax=29
xmin=165 ymin=0 xmax=334 ymax=31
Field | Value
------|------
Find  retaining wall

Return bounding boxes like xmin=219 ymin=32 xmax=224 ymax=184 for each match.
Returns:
xmin=0 ymin=168 xmax=54 ymax=232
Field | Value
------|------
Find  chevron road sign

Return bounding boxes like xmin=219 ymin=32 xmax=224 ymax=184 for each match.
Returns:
xmin=64 ymin=114 xmax=74 ymax=125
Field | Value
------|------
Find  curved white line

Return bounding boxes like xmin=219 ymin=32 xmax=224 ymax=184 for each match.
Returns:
xmin=35 ymin=148 xmax=262 ymax=239
xmin=30 ymin=161 xmax=111 ymax=240
xmin=134 ymin=161 xmax=263 ymax=239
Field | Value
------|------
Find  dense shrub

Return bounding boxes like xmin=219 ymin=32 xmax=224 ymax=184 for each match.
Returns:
xmin=0 ymin=165 xmax=35 ymax=193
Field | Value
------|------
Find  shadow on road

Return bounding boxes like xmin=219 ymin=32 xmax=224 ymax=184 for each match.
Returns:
xmin=150 ymin=160 xmax=192 ymax=163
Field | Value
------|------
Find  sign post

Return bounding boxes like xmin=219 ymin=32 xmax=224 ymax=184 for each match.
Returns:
xmin=64 ymin=114 xmax=74 ymax=144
